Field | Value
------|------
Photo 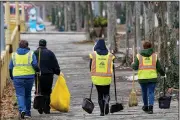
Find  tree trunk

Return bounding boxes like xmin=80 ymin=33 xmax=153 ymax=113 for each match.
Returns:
xmin=88 ymin=1 xmax=94 ymax=30
xmin=144 ymin=2 xmax=155 ymax=47
xmin=84 ymin=2 xmax=90 ymax=40
xmin=64 ymin=2 xmax=68 ymax=31
xmin=135 ymin=1 xmax=141 ymax=53
xmin=107 ymin=2 xmax=117 ymax=53
xmin=75 ymin=2 xmax=81 ymax=31
xmin=51 ymin=7 xmax=56 ymax=25
xmin=156 ymin=2 xmax=168 ymax=66
xmin=124 ymin=2 xmax=131 ymax=66
xmin=67 ymin=2 xmax=72 ymax=31
xmin=99 ymin=1 xmax=104 ymax=17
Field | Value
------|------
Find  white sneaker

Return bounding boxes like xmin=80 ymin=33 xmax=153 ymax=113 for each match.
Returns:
xmin=24 ymin=115 xmax=32 ymax=119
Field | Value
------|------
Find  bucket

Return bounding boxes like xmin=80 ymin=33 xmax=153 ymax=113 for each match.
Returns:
xmin=158 ymin=96 xmax=172 ymax=109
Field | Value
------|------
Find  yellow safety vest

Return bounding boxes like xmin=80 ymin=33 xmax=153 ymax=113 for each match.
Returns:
xmin=12 ymin=51 xmax=35 ymax=77
xmin=137 ymin=53 xmax=157 ymax=79
xmin=89 ymin=51 xmax=115 ymax=85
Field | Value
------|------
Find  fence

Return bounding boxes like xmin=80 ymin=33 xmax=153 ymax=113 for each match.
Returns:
xmin=0 ymin=2 xmax=25 ymax=98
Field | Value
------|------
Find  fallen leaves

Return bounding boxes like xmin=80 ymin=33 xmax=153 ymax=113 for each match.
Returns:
xmin=0 ymin=81 xmax=18 ymax=119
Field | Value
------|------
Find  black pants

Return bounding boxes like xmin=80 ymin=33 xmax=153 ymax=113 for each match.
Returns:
xmin=95 ymin=85 xmax=110 ymax=101
xmin=95 ymin=85 xmax=110 ymax=113
xmin=35 ymin=74 xmax=53 ymax=112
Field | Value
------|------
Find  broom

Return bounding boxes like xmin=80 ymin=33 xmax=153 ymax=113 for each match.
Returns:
xmin=128 ymin=45 xmax=138 ymax=107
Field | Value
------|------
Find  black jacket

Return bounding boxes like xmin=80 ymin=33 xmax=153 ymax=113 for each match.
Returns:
xmin=34 ymin=46 xmax=60 ymax=75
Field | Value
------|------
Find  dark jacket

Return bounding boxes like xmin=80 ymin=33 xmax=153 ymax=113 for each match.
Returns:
xmin=89 ymin=39 xmax=114 ymax=70
xmin=34 ymin=46 xmax=60 ymax=75
xmin=132 ymin=48 xmax=165 ymax=83
xmin=9 ymin=48 xmax=40 ymax=79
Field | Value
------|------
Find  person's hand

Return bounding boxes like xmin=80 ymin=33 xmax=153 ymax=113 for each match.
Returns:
xmin=167 ymin=88 xmax=173 ymax=94
xmin=60 ymin=72 xmax=64 ymax=76
xmin=161 ymin=74 xmax=167 ymax=79
xmin=36 ymin=71 xmax=41 ymax=76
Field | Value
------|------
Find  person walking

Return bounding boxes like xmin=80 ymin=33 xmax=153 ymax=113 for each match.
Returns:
xmin=132 ymin=41 xmax=165 ymax=114
xmin=89 ymin=39 xmax=115 ymax=116
xmin=34 ymin=39 xmax=61 ymax=114
xmin=9 ymin=40 xmax=40 ymax=119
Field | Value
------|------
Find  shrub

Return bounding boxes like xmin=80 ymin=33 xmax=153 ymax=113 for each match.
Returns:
xmin=93 ymin=16 xmax=107 ymax=27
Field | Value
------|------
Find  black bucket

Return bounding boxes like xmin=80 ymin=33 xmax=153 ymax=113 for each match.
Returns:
xmin=158 ymin=96 xmax=172 ymax=109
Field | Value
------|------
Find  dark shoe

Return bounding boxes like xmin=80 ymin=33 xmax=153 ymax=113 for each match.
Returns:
xmin=100 ymin=112 xmax=104 ymax=116
xmin=21 ymin=111 xmax=25 ymax=119
xmin=104 ymin=95 xmax=110 ymax=115
xmin=38 ymin=109 xmax=43 ymax=114
xmin=142 ymin=106 xmax=149 ymax=112
xmin=148 ymin=106 xmax=153 ymax=114
xmin=44 ymin=96 xmax=50 ymax=114
xmin=104 ymin=103 xmax=109 ymax=115
xmin=98 ymin=100 xmax=105 ymax=116
xmin=44 ymin=110 xmax=50 ymax=114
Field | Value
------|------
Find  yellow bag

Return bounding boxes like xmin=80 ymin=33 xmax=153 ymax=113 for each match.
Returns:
xmin=50 ymin=74 xmax=71 ymax=112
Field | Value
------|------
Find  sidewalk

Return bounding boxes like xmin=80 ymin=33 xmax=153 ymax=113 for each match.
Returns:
xmin=20 ymin=31 xmax=179 ymax=120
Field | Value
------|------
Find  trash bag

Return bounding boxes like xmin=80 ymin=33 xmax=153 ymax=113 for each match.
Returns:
xmin=50 ymin=74 xmax=70 ymax=112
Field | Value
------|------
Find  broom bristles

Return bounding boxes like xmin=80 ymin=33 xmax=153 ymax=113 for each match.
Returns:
xmin=128 ymin=88 xmax=138 ymax=107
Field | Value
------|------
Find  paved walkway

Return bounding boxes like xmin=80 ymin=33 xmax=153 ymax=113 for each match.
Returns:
xmin=20 ymin=32 xmax=178 ymax=120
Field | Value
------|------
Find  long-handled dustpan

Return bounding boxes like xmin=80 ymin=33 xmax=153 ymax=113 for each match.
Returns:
xmin=82 ymin=83 xmax=94 ymax=114
xmin=110 ymin=60 xmax=124 ymax=113
xmin=33 ymin=48 xmax=44 ymax=109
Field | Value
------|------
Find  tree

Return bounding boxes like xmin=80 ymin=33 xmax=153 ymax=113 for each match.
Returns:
xmin=84 ymin=2 xmax=90 ymax=40
xmin=155 ymin=1 xmax=179 ymax=91
xmin=51 ymin=7 xmax=55 ymax=25
xmin=75 ymin=2 xmax=81 ymax=31
xmin=123 ymin=2 xmax=132 ymax=66
xmin=67 ymin=2 xmax=72 ymax=31
xmin=64 ymin=2 xmax=68 ymax=31
xmin=107 ymin=2 xmax=117 ymax=52
xmin=99 ymin=1 xmax=104 ymax=17
xmin=88 ymin=1 xmax=94 ymax=29
xmin=135 ymin=1 xmax=141 ymax=54
xmin=144 ymin=2 xmax=155 ymax=47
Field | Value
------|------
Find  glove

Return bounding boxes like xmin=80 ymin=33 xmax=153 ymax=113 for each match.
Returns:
xmin=161 ymin=74 xmax=167 ymax=79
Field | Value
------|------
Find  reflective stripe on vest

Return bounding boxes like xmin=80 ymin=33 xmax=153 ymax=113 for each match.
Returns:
xmin=137 ymin=53 xmax=158 ymax=79
xmin=13 ymin=52 xmax=32 ymax=67
xmin=91 ymin=52 xmax=113 ymax=77
xmin=12 ymin=51 xmax=35 ymax=77
xmin=138 ymin=53 xmax=157 ymax=70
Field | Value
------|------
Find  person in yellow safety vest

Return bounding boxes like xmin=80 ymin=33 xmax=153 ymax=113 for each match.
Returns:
xmin=132 ymin=41 xmax=165 ymax=114
xmin=9 ymin=40 xmax=40 ymax=119
xmin=89 ymin=39 xmax=115 ymax=116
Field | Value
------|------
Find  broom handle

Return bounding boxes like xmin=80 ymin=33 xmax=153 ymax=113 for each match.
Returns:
xmin=163 ymin=66 xmax=166 ymax=96
xmin=89 ymin=83 xmax=93 ymax=99
xmin=113 ymin=60 xmax=118 ymax=102
xmin=36 ymin=48 xmax=41 ymax=94
xmin=132 ymin=45 xmax=135 ymax=89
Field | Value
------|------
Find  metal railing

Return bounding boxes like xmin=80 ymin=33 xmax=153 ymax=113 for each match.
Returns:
xmin=0 ymin=2 xmax=25 ymax=98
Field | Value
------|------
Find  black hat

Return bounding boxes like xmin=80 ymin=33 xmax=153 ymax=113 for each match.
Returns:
xmin=39 ymin=39 xmax=47 ymax=46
